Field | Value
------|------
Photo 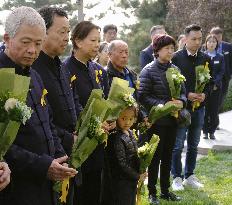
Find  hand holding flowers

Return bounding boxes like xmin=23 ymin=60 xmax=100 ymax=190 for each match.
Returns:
xmin=192 ymin=62 xmax=211 ymax=111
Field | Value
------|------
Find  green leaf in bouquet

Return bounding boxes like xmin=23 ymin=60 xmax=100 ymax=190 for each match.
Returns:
xmin=0 ymin=68 xmax=31 ymax=102
xmin=148 ymin=102 xmax=181 ymax=124
xmin=195 ymin=63 xmax=211 ymax=93
xmin=70 ymin=137 xmax=98 ymax=169
xmin=106 ymin=77 xmax=135 ymax=121
xmin=71 ymin=96 xmax=111 ymax=169
xmin=138 ymin=134 xmax=160 ymax=173
xmin=166 ymin=67 xmax=185 ymax=99
xmin=108 ymin=77 xmax=135 ymax=104
xmin=0 ymin=120 xmax=20 ymax=161
xmin=105 ymin=100 xmax=124 ymax=121
xmin=0 ymin=69 xmax=16 ymax=94
xmin=75 ymin=89 xmax=103 ymax=131
xmin=13 ymin=74 xmax=30 ymax=101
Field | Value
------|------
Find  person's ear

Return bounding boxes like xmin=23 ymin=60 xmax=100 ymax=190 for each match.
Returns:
xmin=75 ymin=39 xmax=82 ymax=49
xmin=3 ymin=33 xmax=11 ymax=48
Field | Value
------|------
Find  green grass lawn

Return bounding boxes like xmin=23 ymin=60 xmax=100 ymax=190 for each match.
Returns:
xmin=141 ymin=151 xmax=232 ymax=205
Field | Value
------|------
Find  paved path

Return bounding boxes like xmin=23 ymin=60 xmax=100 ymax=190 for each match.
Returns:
xmin=198 ymin=110 xmax=232 ymax=154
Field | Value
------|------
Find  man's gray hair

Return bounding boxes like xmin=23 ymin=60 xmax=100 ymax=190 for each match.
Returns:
xmin=5 ymin=6 xmax=46 ymax=38
xmin=108 ymin=39 xmax=128 ymax=53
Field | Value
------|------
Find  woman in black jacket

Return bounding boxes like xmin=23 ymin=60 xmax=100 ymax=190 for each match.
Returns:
xmin=138 ymin=35 xmax=187 ymax=204
xmin=63 ymin=21 xmax=113 ymax=205
xmin=203 ymin=34 xmax=225 ymax=140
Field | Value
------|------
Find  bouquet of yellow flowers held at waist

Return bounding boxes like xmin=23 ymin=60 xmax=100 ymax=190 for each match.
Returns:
xmin=166 ymin=67 xmax=186 ymax=118
xmin=192 ymin=62 xmax=211 ymax=111
xmin=136 ymin=134 xmax=160 ymax=205
xmin=0 ymin=68 xmax=32 ymax=161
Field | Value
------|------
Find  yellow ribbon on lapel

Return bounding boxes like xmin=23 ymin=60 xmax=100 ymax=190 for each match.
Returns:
xmin=71 ymin=75 xmax=77 ymax=83
xmin=95 ymin=70 xmax=100 ymax=84
xmin=70 ymin=75 xmax=77 ymax=87
xmin=41 ymin=89 xmax=48 ymax=107
xmin=59 ymin=177 xmax=70 ymax=203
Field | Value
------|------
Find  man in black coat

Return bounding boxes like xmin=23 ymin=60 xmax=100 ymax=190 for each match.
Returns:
xmin=0 ymin=7 xmax=77 ymax=205
xmin=32 ymin=7 xmax=83 ymax=204
xmin=32 ymin=7 xmax=82 ymax=157
xmin=171 ymin=25 xmax=213 ymax=192
xmin=139 ymin=25 xmax=166 ymax=70
xmin=210 ymin=26 xmax=232 ymax=111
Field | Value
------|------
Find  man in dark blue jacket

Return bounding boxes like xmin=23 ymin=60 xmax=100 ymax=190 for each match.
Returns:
xmin=32 ymin=7 xmax=83 ymax=204
xmin=0 ymin=7 xmax=77 ymax=205
xmin=139 ymin=25 xmax=166 ymax=70
xmin=210 ymin=26 xmax=232 ymax=111
xmin=171 ymin=25 xmax=213 ymax=192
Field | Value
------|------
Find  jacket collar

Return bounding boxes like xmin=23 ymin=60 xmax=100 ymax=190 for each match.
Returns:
xmin=0 ymin=51 xmax=30 ymax=76
xmin=107 ymin=61 xmax=135 ymax=79
xmin=38 ymin=51 xmax=61 ymax=75
xmin=183 ymin=46 xmax=203 ymax=59
xmin=154 ymin=59 xmax=172 ymax=71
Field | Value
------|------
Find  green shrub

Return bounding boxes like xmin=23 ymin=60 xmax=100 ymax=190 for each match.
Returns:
xmin=222 ymin=80 xmax=232 ymax=112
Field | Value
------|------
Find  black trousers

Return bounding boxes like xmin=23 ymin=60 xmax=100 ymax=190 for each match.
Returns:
xmin=102 ymin=178 xmax=137 ymax=205
xmin=76 ymin=170 xmax=102 ymax=205
xmin=147 ymin=124 xmax=177 ymax=196
xmin=203 ymin=87 xmax=221 ymax=134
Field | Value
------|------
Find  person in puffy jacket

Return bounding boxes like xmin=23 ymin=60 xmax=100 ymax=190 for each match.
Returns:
xmin=138 ymin=35 xmax=186 ymax=204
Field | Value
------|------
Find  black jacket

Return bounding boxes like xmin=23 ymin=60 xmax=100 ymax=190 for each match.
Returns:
xmin=139 ymin=44 xmax=154 ymax=70
xmin=0 ymin=52 xmax=65 ymax=205
xmin=172 ymin=47 xmax=213 ymax=110
xmin=32 ymin=51 xmax=82 ymax=156
xmin=138 ymin=59 xmax=187 ymax=125
xmin=105 ymin=129 xmax=140 ymax=181
xmin=63 ymin=55 xmax=108 ymax=172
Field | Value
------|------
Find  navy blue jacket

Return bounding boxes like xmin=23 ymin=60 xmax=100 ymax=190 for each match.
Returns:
xmin=138 ymin=59 xmax=187 ymax=125
xmin=0 ymin=52 xmax=65 ymax=205
xmin=32 ymin=51 xmax=82 ymax=156
xmin=172 ymin=47 xmax=213 ymax=110
xmin=139 ymin=44 xmax=154 ymax=70
xmin=63 ymin=55 xmax=109 ymax=172
xmin=206 ymin=52 xmax=225 ymax=88
xmin=220 ymin=41 xmax=232 ymax=80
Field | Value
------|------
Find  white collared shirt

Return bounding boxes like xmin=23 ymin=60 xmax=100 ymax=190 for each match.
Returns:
xmin=186 ymin=48 xmax=198 ymax=57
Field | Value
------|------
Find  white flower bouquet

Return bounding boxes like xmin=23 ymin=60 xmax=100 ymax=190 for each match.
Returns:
xmin=0 ymin=68 xmax=31 ymax=161
xmin=192 ymin=62 xmax=211 ymax=111
xmin=136 ymin=134 xmax=160 ymax=205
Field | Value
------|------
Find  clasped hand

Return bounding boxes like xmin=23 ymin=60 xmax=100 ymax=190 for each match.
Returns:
xmin=47 ymin=156 xmax=77 ymax=181
xmin=0 ymin=161 xmax=11 ymax=191
xmin=188 ymin=92 xmax=205 ymax=103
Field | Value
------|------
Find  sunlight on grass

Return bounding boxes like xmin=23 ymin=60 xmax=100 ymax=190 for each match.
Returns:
xmin=141 ymin=151 xmax=232 ymax=205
